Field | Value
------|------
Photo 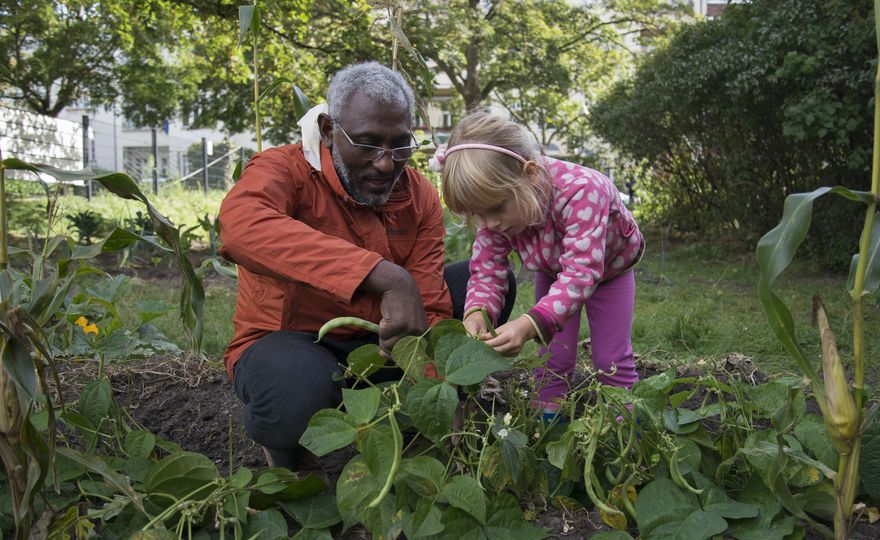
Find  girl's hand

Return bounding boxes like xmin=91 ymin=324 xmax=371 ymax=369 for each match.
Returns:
xmin=463 ymin=310 xmax=488 ymax=337
xmin=482 ymin=316 xmax=537 ymax=357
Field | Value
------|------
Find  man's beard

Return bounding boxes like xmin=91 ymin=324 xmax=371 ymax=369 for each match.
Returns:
xmin=332 ymin=146 xmax=399 ymax=206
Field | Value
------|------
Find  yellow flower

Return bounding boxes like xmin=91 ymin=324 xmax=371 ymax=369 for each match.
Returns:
xmin=74 ymin=316 xmax=99 ymax=336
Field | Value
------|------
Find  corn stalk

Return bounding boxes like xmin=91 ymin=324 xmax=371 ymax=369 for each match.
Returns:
xmin=755 ymin=2 xmax=880 ymax=537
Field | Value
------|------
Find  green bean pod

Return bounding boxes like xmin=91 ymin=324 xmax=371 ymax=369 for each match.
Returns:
xmin=480 ymin=307 xmax=498 ymax=338
xmin=366 ymin=410 xmax=403 ymax=509
xmin=669 ymin=451 xmax=703 ymax=495
xmin=620 ymin=472 xmax=639 ymax=518
xmin=314 ymin=316 xmax=379 ymax=343
xmin=585 ymin=463 xmax=622 ymax=516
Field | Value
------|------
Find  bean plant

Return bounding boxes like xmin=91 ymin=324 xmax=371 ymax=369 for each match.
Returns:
xmin=300 ymin=317 xmax=849 ymax=539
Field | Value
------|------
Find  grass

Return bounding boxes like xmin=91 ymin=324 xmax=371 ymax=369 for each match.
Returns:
xmin=7 ymin=183 xmax=226 ymax=243
xmin=22 ymin=180 xmax=871 ymax=389
xmin=120 ymin=231 xmax=879 ymax=394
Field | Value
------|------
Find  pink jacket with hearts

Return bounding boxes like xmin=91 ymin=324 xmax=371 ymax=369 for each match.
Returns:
xmin=465 ymin=157 xmax=644 ymax=336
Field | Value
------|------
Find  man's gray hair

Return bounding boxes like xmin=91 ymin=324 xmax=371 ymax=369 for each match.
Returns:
xmin=326 ymin=61 xmax=415 ymax=121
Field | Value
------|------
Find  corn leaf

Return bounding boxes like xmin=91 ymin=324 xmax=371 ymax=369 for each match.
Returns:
xmin=238 ymin=5 xmax=256 ymax=48
xmin=847 ymin=215 xmax=880 ymax=295
xmin=756 ymin=186 xmax=874 ymax=389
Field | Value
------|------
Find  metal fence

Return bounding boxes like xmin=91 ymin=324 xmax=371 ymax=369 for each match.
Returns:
xmin=1 ymin=104 xmax=247 ymax=197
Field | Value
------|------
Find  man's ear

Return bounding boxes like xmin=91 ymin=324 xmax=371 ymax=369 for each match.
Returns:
xmin=318 ymin=113 xmax=334 ymax=149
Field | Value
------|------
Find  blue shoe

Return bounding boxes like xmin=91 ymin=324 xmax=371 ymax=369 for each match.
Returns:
xmin=541 ymin=409 xmax=569 ymax=426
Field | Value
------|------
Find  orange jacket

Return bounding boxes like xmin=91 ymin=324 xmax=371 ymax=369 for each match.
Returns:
xmin=218 ymin=143 xmax=452 ymax=378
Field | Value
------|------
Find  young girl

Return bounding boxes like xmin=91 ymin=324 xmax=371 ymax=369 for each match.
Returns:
xmin=436 ymin=112 xmax=644 ymax=417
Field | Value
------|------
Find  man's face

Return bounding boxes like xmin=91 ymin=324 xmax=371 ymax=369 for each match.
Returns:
xmin=320 ymin=92 xmax=412 ymax=206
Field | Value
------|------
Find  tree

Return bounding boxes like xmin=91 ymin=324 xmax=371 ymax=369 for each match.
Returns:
xmin=171 ymin=0 xmax=387 ymax=143
xmin=400 ymin=0 xmax=683 ymax=149
xmin=0 ymin=0 xmax=198 ymax=123
xmin=590 ymin=0 xmax=875 ymax=264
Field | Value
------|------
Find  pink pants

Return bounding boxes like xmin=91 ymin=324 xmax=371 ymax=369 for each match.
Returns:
xmin=533 ymin=269 xmax=638 ymax=409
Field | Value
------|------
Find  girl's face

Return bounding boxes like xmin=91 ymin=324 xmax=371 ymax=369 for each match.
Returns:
xmin=474 ymin=197 xmax=531 ymax=237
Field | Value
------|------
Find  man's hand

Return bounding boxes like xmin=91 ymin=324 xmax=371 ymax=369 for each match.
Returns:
xmin=360 ymin=261 xmax=428 ymax=355
xmin=463 ymin=310 xmax=488 ymax=337
xmin=480 ymin=316 xmax=536 ymax=357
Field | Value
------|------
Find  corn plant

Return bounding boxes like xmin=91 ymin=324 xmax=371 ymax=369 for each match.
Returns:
xmin=755 ymin=2 xmax=880 ymax=537
xmin=237 ymin=1 xmax=310 ymax=155
xmin=0 ymin=158 xmax=208 ymax=537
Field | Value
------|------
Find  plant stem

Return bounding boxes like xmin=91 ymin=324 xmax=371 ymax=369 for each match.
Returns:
xmin=835 ymin=442 xmax=862 ymax=540
xmin=0 ymin=156 xmax=6 ymax=270
xmin=253 ymin=3 xmax=261 ymax=153
xmin=851 ymin=43 xmax=880 ymax=413
xmin=834 ymin=4 xmax=880 ymax=537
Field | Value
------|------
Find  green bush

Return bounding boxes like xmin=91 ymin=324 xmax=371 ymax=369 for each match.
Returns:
xmin=590 ymin=0 xmax=874 ymax=270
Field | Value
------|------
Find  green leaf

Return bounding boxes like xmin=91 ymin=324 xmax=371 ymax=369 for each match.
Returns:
xmin=124 ymin=430 xmax=156 ymax=459
xmin=651 ymin=509 xmax=727 ymax=540
xmin=79 ymin=378 xmax=112 ymax=427
xmin=292 ymin=84 xmax=311 ymax=122
xmin=232 ymin=159 xmax=245 ymax=182
xmin=229 ymin=467 xmax=253 ymax=488
xmin=135 ymin=301 xmax=171 ymax=324
xmin=634 ymin=478 xmax=699 ymax=536
xmin=703 ymin=502 xmax=759 ymax=519
xmin=402 ymin=498 xmax=445 ymax=538
xmin=794 ymin=414 xmax=836 ymax=472
xmin=238 ymin=5 xmax=256 ymax=48
xmin=249 ymin=468 xmax=325 ymax=507
xmin=281 ymin=494 xmax=341 ymax=529
xmin=402 ymin=379 xmax=458 ymax=443
xmin=847 ymin=214 xmax=880 ymax=295
xmin=425 ymin=319 xmax=466 ymax=356
xmin=242 ymin=508 xmax=288 ymax=539
xmin=335 ymin=456 xmax=378 ymax=532
xmin=756 ymin=187 xmax=873 ymax=389
xmin=224 ymin=490 xmax=250 ymax=528
xmin=442 ymin=338 xmax=512 ymax=385
xmin=346 ymin=344 xmax=387 ymax=378
xmin=744 ymin=381 xmax=805 ymax=419
xmin=631 ymin=381 xmax=667 ymax=428
xmin=546 ymin=431 xmax=579 ymax=480
xmin=342 ymin=387 xmax=380 ymax=425
xmin=392 ymin=335 xmax=429 ymax=378
xmin=398 ymin=455 xmax=446 ymax=498
xmin=729 ymin=515 xmax=796 ymax=540
xmin=258 ymin=76 xmax=291 ymax=103
xmin=484 ymin=492 xmax=550 ymax=538
xmin=299 ymin=409 xmax=358 ymax=456
xmin=442 ymin=475 xmax=486 ymax=525
xmin=199 ymin=256 xmax=238 ymax=279
xmin=56 ymin=447 xmax=142 ymax=504
xmin=360 ymin=423 xmax=395 ymax=480
xmin=433 ymin=332 xmax=471 ymax=375
xmin=144 ymin=451 xmax=217 ymax=500
xmin=859 ymin=423 xmax=880 ymax=501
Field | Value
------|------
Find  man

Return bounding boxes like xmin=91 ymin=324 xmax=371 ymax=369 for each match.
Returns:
xmin=219 ymin=62 xmax=514 ymax=470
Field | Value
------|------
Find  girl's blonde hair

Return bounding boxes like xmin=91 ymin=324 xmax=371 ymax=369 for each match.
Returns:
xmin=441 ymin=112 xmax=552 ymax=226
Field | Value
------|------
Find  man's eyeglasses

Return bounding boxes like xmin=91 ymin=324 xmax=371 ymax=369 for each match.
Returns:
xmin=334 ymin=122 xmax=420 ymax=162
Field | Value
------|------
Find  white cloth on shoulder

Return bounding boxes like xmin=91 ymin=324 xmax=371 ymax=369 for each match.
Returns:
xmin=297 ymin=103 xmax=328 ymax=170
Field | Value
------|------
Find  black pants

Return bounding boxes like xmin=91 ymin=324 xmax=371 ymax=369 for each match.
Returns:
xmin=232 ymin=260 xmax=516 ymax=468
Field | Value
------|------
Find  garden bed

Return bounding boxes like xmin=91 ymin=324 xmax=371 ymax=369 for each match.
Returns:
xmin=52 ymin=348 xmax=879 ymax=539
